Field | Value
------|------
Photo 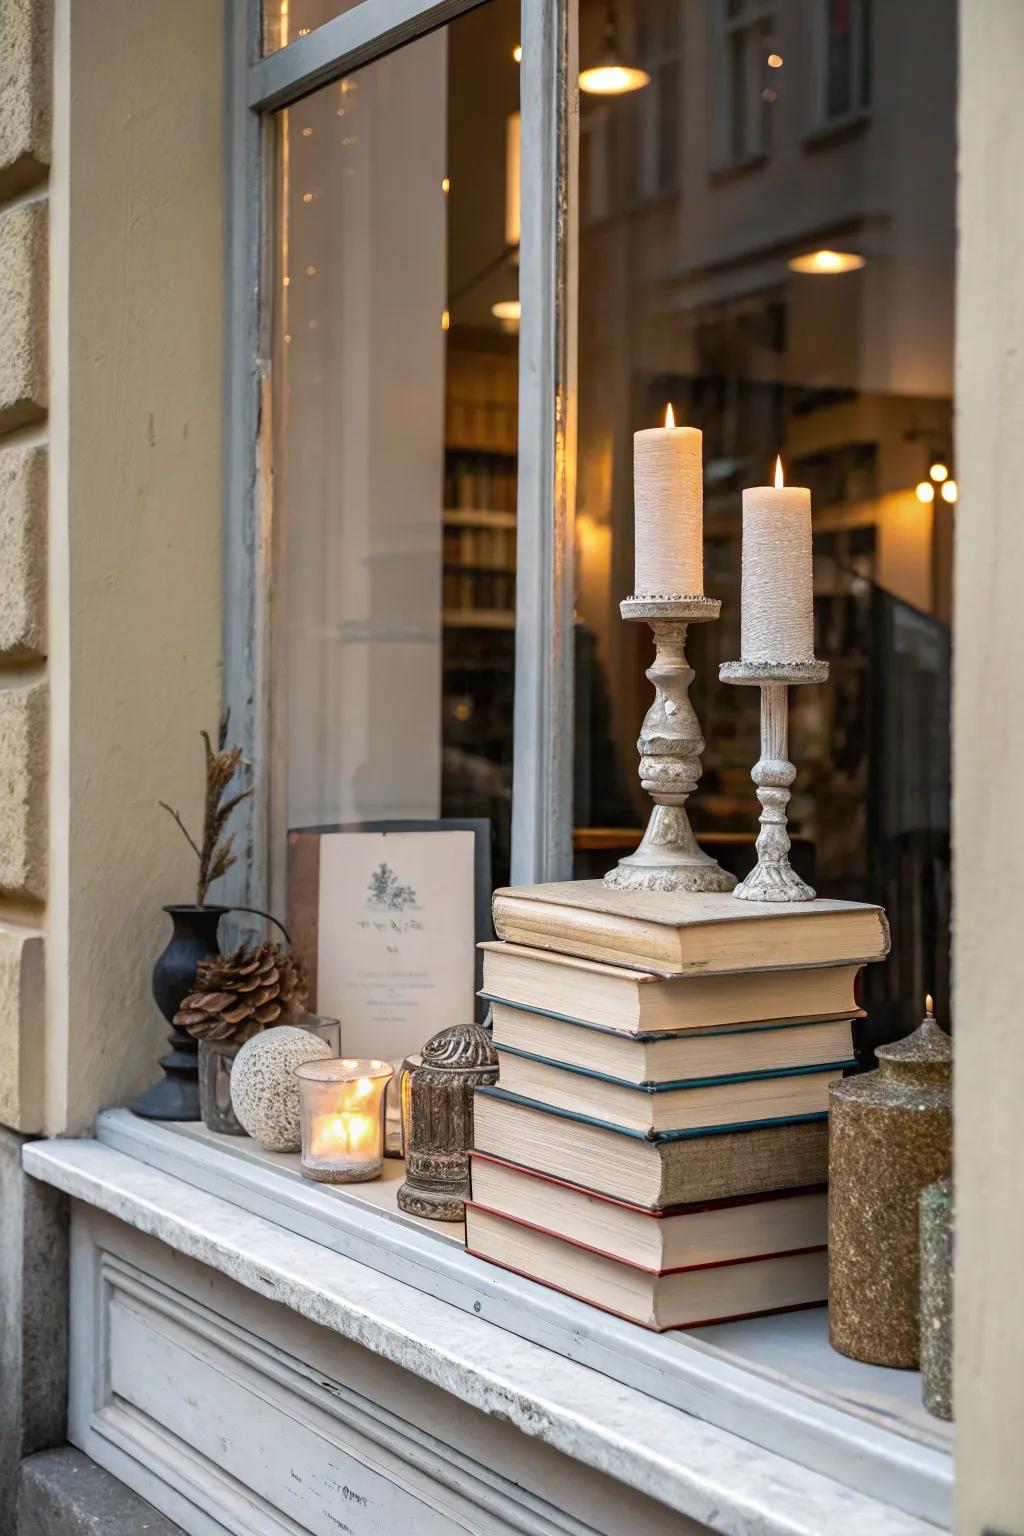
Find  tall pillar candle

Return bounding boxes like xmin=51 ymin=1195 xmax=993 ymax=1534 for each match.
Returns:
xmin=741 ymin=461 xmax=814 ymax=662
xmin=633 ymin=409 xmax=703 ymax=597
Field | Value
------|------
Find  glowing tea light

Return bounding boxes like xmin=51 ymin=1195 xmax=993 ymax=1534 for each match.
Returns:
xmin=295 ymin=1058 xmax=393 ymax=1183
xmin=633 ymin=403 xmax=704 ymax=597
xmin=740 ymin=456 xmax=815 ymax=664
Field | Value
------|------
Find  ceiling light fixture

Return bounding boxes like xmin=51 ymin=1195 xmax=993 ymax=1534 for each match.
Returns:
xmin=579 ymin=5 xmax=650 ymax=95
xmin=787 ymin=249 xmax=866 ymax=275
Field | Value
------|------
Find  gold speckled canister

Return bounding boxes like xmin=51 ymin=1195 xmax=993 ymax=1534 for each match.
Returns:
xmin=828 ymin=1008 xmax=952 ymax=1366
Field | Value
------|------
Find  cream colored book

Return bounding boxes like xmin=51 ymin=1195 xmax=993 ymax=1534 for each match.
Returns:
xmin=494 ymin=1047 xmax=846 ymax=1136
xmin=465 ymin=1205 xmax=828 ymax=1330
xmin=491 ymin=882 xmax=890 ymax=977
xmin=470 ymin=1154 xmax=828 ymax=1272
xmin=490 ymin=1002 xmax=857 ymax=1086
xmin=481 ymin=941 xmax=864 ymax=1034
xmin=473 ymin=1089 xmax=829 ymax=1209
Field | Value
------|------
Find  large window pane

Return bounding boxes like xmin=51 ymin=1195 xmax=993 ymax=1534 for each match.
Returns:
xmin=575 ymin=0 xmax=955 ymax=1043
xmin=272 ymin=0 xmax=521 ymax=884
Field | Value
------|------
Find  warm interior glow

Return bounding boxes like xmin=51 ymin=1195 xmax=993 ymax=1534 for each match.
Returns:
xmin=929 ymin=462 xmax=948 ymax=482
xmin=441 ymin=176 xmax=450 ymax=194
xmin=916 ymin=481 xmax=936 ymax=504
xmin=578 ymin=62 xmax=651 ymax=95
xmin=774 ymin=455 xmax=784 ymax=489
xmin=941 ymin=479 xmax=958 ymax=503
xmin=311 ymin=1110 xmax=377 ymax=1160
xmin=767 ymin=52 xmax=783 ymax=68
xmin=441 ymin=309 xmax=450 ymax=331
xmin=491 ymin=299 xmax=521 ymax=322
xmin=512 ymin=43 xmax=522 ymax=62
xmin=664 ymin=402 xmax=675 ymax=429
xmin=787 ymin=249 xmax=866 ymax=276
xmin=925 ymin=994 xmax=934 ymax=1016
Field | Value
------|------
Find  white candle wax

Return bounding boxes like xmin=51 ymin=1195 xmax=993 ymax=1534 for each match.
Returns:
xmin=740 ymin=481 xmax=814 ymax=662
xmin=633 ymin=421 xmax=703 ymax=597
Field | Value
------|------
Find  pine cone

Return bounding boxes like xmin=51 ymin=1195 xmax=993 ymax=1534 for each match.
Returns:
xmin=175 ymin=943 xmax=309 ymax=1045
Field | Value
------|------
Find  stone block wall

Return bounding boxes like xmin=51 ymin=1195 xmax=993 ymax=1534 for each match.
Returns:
xmin=0 ymin=0 xmax=49 ymax=1136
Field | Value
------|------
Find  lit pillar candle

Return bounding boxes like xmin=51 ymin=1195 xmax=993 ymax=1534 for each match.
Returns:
xmin=741 ymin=457 xmax=814 ymax=662
xmin=633 ymin=404 xmax=703 ymax=597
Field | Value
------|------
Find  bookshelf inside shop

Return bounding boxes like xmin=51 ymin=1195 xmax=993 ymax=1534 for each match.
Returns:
xmin=442 ymin=344 xmax=518 ymax=879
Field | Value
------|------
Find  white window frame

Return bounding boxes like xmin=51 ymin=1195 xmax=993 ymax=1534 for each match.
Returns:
xmin=222 ymin=0 xmax=579 ymax=911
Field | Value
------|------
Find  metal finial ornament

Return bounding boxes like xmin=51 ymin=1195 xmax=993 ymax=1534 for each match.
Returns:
xmin=605 ymin=596 xmax=736 ymax=894
xmin=718 ymin=659 xmax=829 ymax=900
xmin=397 ymin=1022 xmax=498 ymax=1221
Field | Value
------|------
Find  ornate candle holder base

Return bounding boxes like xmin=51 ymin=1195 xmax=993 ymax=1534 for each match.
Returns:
xmin=719 ymin=659 xmax=829 ymax=902
xmin=606 ymin=596 xmax=736 ymax=895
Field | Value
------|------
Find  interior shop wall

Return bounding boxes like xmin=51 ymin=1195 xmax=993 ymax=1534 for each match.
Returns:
xmin=47 ymin=0 xmax=223 ymax=1133
xmin=954 ymin=0 xmax=1024 ymax=1526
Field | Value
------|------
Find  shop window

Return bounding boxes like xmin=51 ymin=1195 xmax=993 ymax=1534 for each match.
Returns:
xmin=269 ymin=0 xmax=521 ymax=886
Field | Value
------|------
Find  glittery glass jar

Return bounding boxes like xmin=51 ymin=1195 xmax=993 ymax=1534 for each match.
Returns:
xmin=828 ymin=1017 xmax=952 ymax=1367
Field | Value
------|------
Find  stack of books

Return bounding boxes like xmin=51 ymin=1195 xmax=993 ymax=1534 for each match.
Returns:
xmin=466 ymin=881 xmax=890 ymax=1332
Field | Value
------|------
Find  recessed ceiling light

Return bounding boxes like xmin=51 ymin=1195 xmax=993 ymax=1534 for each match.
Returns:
xmin=491 ymin=299 xmax=521 ymax=322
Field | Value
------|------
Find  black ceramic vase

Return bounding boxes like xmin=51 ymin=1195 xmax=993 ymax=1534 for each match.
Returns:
xmin=130 ymin=905 xmax=227 ymax=1120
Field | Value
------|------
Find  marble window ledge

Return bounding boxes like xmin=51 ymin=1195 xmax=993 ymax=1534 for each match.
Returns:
xmin=24 ymin=1129 xmax=950 ymax=1536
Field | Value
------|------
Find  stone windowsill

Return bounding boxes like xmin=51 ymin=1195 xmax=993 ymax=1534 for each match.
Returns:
xmin=23 ymin=1111 xmax=952 ymax=1536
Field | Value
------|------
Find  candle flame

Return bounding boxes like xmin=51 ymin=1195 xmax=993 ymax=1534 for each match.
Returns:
xmin=925 ymin=994 xmax=934 ymax=1017
xmin=774 ymin=455 xmax=784 ymax=489
xmin=664 ymin=402 xmax=675 ymax=429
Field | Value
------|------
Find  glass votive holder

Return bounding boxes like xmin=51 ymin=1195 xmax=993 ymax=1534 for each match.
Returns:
xmin=295 ymin=1058 xmax=393 ymax=1184
xmin=293 ymin=1012 xmax=342 ymax=1057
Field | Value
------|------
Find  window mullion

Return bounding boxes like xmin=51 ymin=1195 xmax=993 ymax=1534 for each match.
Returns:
xmin=510 ymin=0 xmax=578 ymax=885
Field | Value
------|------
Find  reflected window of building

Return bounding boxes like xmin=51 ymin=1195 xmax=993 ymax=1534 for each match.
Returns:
xmin=813 ymin=0 xmax=872 ymax=128
xmin=718 ymin=0 xmax=777 ymax=166
xmin=635 ymin=1 xmax=683 ymax=201
xmin=270 ymin=0 xmax=520 ymax=887
xmin=575 ymin=0 xmax=956 ymax=1044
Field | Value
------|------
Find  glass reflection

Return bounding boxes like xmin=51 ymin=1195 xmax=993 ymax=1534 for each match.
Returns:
xmin=575 ymin=0 xmax=955 ymax=1042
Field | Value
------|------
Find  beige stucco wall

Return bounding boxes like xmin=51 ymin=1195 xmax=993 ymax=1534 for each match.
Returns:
xmin=0 ymin=0 xmax=223 ymax=1137
xmin=954 ymin=0 xmax=1024 ymax=1529
xmin=49 ymin=0 xmax=224 ymax=1132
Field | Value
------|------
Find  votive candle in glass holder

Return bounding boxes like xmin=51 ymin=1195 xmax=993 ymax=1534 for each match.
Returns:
xmin=295 ymin=1058 xmax=393 ymax=1183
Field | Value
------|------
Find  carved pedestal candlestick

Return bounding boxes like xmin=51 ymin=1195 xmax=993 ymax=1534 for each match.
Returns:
xmin=718 ymin=660 xmax=829 ymax=901
xmin=605 ymin=596 xmax=735 ymax=894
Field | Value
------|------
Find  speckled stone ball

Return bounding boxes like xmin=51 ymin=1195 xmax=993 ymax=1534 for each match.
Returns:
xmin=229 ymin=1026 xmax=334 ymax=1152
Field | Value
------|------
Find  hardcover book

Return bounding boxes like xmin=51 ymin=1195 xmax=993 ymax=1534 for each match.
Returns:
xmin=493 ymin=1046 xmax=851 ymax=1136
xmin=490 ymin=883 xmax=890 ymax=977
xmin=489 ymin=1001 xmax=857 ymax=1086
xmin=480 ymin=941 xmax=864 ymax=1035
xmin=465 ymin=1204 xmax=828 ymax=1330
xmin=470 ymin=1154 xmax=828 ymax=1271
xmin=473 ymin=1087 xmax=829 ymax=1209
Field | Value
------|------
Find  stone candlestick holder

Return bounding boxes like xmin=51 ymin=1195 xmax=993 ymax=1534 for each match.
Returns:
xmin=718 ymin=660 xmax=829 ymax=901
xmin=605 ymin=596 xmax=735 ymax=894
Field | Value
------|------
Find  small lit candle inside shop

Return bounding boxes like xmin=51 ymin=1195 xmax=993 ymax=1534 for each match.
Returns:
xmin=295 ymin=1058 xmax=393 ymax=1183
